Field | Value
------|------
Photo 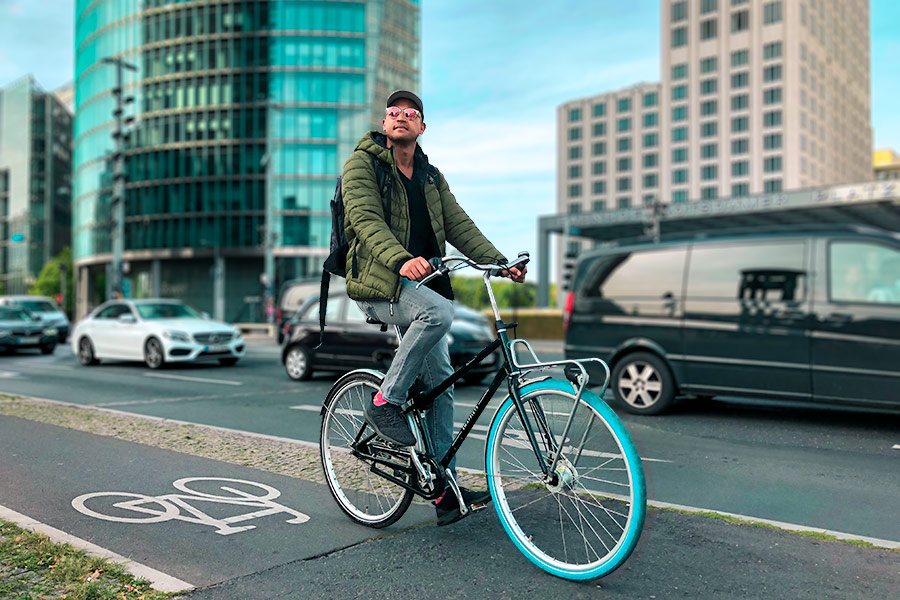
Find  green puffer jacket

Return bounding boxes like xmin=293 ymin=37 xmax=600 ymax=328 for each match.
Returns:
xmin=342 ymin=131 xmax=506 ymax=302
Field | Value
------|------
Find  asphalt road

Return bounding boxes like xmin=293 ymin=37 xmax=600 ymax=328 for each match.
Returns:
xmin=0 ymin=339 xmax=898 ymax=545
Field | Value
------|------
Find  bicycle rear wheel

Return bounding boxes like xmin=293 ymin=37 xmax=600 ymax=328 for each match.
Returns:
xmin=485 ymin=379 xmax=646 ymax=580
xmin=320 ymin=370 xmax=414 ymax=528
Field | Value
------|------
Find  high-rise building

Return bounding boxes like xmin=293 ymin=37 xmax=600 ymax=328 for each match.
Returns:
xmin=874 ymin=149 xmax=900 ymax=181
xmin=73 ymin=0 xmax=420 ymax=320
xmin=0 ymin=76 xmax=73 ymax=294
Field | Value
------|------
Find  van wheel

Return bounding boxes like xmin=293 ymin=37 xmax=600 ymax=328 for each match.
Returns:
xmin=611 ymin=352 xmax=676 ymax=415
xmin=285 ymin=345 xmax=312 ymax=381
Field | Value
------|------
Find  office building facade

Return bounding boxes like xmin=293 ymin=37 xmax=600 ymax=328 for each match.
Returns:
xmin=73 ymin=0 xmax=420 ymax=320
xmin=0 ymin=76 xmax=73 ymax=294
xmin=874 ymin=149 xmax=900 ymax=181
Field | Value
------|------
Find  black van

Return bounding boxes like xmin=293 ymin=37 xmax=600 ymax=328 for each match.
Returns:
xmin=564 ymin=228 xmax=900 ymax=415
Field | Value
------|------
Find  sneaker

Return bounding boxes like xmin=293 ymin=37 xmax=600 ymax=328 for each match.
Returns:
xmin=434 ymin=486 xmax=492 ymax=526
xmin=364 ymin=391 xmax=416 ymax=447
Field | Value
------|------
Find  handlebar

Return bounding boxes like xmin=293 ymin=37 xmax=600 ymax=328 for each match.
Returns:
xmin=416 ymin=251 xmax=530 ymax=289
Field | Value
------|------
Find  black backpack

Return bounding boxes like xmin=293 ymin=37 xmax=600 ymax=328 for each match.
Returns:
xmin=317 ymin=155 xmax=392 ymax=347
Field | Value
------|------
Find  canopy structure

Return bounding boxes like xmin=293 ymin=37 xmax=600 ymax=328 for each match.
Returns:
xmin=536 ymin=180 xmax=900 ymax=307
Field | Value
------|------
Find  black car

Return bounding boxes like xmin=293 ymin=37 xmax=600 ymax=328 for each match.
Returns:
xmin=0 ymin=306 xmax=58 ymax=355
xmin=282 ymin=289 xmax=500 ymax=384
xmin=274 ymin=278 xmax=321 ymax=344
xmin=564 ymin=228 xmax=900 ymax=415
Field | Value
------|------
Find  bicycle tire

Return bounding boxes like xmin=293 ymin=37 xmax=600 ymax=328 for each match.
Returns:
xmin=485 ymin=378 xmax=646 ymax=580
xmin=320 ymin=370 xmax=414 ymax=528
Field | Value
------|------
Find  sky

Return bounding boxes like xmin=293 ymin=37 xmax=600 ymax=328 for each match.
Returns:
xmin=1 ymin=0 xmax=898 ymax=272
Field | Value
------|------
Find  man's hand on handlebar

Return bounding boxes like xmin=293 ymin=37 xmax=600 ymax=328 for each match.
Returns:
xmin=501 ymin=265 xmax=527 ymax=283
xmin=399 ymin=257 xmax=435 ymax=281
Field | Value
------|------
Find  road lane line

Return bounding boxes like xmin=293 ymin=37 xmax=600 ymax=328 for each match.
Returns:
xmin=144 ymin=373 xmax=243 ymax=386
xmin=893 ymin=444 xmax=900 ymax=450
xmin=0 ymin=503 xmax=195 ymax=592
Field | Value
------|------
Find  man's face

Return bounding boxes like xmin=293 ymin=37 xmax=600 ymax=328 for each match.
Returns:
xmin=383 ymin=98 xmax=425 ymax=145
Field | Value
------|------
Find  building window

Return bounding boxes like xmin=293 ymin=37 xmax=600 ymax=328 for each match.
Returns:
xmin=764 ymin=41 xmax=783 ymax=60
xmin=593 ymin=122 xmax=607 ymax=136
xmin=672 ymin=64 xmax=688 ymax=81
xmin=731 ymin=72 xmax=749 ymax=88
xmin=764 ymin=179 xmax=782 ymax=193
xmin=731 ymin=49 xmax=749 ymax=67
xmin=592 ymin=181 xmax=606 ymax=195
xmin=592 ymin=142 xmax=606 ymax=156
xmin=592 ymin=199 xmax=606 ymax=211
xmin=617 ymin=98 xmax=631 ymax=112
xmin=568 ymin=184 xmax=582 ymax=198
xmin=763 ymin=110 xmax=782 ymax=127
xmin=672 ymin=106 xmax=688 ymax=122
xmin=672 ymin=26 xmax=688 ymax=48
xmin=700 ymin=78 xmax=718 ymax=95
xmin=732 ymin=138 xmax=749 ymax=154
xmin=701 ymin=57 xmax=718 ymax=73
xmin=702 ymin=186 xmax=718 ymax=200
xmin=701 ymin=100 xmax=718 ymax=116
xmin=643 ymin=133 xmax=659 ymax=147
xmin=568 ymin=127 xmax=582 ymax=141
xmin=617 ymin=157 xmax=632 ymax=172
xmin=617 ymin=197 xmax=631 ymax=209
xmin=764 ymin=65 xmax=783 ymax=82
xmin=731 ymin=9 xmax=749 ymax=32
xmin=732 ymin=160 xmax=749 ymax=176
xmin=731 ymin=116 xmax=749 ymax=133
xmin=643 ymin=112 xmax=659 ymax=127
xmin=617 ymin=117 xmax=631 ymax=132
xmin=592 ymin=161 xmax=607 ymax=175
xmin=568 ymin=165 xmax=582 ymax=179
xmin=700 ymin=18 xmax=718 ymax=40
xmin=764 ymin=133 xmax=782 ymax=150
xmin=671 ymin=1 xmax=688 ymax=22
xmin=672 ymin=84 xmax=688 ymax=101
xmin=643 ymin=153 xmax=659 ymax=168
xmin=763 ymin=87 xmax=782 ymax=105
xmin=731 ymin=94 xmax=749 ymax=111
xmin=672 ymin=147 xmax=688 ymax=163
xmin=643 ymin=92 xmax=658 ymax=107
xmin=732 ymin=183 xmax=749 ymax=196
xmin=672 ymin=169 xmax=688 ymax=184
xmin=568 ymin=146 xmax=581 ymax=160
xmin=568 ymin=108 xmax=582 ymax=122
xmin=763 ymin=1 xmax=783 ymax=24
xmin=593 ymin=103 xmax=606 ymax=117
xmin=701 ymin=143 xmax=718 ymax=159
xmin=700 ymin=121 xmax=718 ymax=138
xmin=701 ymin=0 xmax=719 ymax=14
xmin=617 ymin=177 xmax=631 ymax=192
xmin=764 ymin=156 xmax=783 ymax=173
xmin=701 ymin=165 xmax=718 ymax=180
xmin=643 ymin=173 xmax=659 ymax=188
xmin=616 ymin=137 xmax=631 ymax=152
xmin=568 ymin=203 xmax=582 ymax=214
xmin=672 ymin=190 xmax=688 ymax=203
xmin=672 ymin=126 xmax=688 ymax=142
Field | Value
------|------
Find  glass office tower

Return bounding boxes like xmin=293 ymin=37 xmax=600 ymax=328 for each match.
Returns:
xmin=73 ymin=0 xmax=420 ymax=320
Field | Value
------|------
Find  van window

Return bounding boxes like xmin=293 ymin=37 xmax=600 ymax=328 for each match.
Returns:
xmin=688 ymin=242 xmax=806 ymax=300
xmin=829 ymin=242 xmax=900 ymax=305
xmin=588 ymin=248 xmax=686 ymax=298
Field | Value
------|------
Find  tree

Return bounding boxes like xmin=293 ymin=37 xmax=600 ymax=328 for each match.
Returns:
xmin=29 ymin=247 xmax=74 ymax=315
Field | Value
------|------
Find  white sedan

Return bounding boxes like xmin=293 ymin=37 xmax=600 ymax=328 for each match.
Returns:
xmin=72 ymin=299 xmax=244 ymax=369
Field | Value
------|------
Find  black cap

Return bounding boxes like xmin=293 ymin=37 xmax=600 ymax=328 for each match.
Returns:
xmin=386 ymin=90 xmax=424 ymax=115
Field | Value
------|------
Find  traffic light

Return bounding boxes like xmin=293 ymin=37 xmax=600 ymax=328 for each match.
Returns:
xmin=561 ymin=249 xmax=578 ymax=293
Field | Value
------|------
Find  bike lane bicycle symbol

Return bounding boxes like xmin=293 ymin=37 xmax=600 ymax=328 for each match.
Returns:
xmin=72 ymin=477 xmax=310 ymax=536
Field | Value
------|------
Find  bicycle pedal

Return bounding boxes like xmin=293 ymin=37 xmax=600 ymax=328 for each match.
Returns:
xmin=468 ymin=501 xmax=489 ymax=512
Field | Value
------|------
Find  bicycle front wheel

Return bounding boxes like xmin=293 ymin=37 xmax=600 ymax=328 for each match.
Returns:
xmin=485 ymin=379 xmax=646 ymax=580
xmin=320 ymin=370 xmax=414 ymax=528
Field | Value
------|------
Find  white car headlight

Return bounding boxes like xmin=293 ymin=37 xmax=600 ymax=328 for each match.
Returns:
xmin=0 ymin=330 xmax=11 ymax=338
xmin=43 ymin=328 xmax=58 ymax=336
xmin=163 ymin=330 xmax=191 ymax=343
xmin=233 ymin=329 xmax=243 ymax=340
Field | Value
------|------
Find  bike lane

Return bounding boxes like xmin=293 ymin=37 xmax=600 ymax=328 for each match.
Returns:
xmin=0 ymin=415 xmax=433 ymax=591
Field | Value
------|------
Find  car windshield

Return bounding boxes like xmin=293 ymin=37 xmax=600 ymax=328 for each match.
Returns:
xmin=17 ymin=300 xmax=56 ymax=312
xmin=0 ymin=307 xmax=31 ymax=321
xmin=135 ymin=303 xmax=202 ymax=320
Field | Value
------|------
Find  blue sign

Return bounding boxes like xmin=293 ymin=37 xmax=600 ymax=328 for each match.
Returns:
xmin=10 ymin=234 xmax=24 ymax=242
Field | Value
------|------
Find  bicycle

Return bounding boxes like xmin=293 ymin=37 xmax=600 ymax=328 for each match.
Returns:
xmin=319 ymin=251 xmax=646 ymax=581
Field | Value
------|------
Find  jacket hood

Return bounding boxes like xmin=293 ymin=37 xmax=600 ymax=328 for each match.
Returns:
xmin=355 ymin=131 xmax=429 ymax=166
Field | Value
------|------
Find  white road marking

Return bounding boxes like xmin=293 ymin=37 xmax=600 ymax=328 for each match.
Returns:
xmin=0 ymin=503 xmax=194 ymax=592
xmin=144 ymin=373 xmax=243 ymax=386
xmin=0 ymin=371 xmax=20 ymax=378
xmin=893 ymin=444 xmax=900 ymax=450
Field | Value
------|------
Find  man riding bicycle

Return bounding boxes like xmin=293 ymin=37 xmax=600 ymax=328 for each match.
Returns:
xmin=341 ymin=90 xmax=526 ymax=525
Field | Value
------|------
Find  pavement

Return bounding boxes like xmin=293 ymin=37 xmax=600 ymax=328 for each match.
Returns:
xmin=1 ymin=409 xmax=897 ymax=599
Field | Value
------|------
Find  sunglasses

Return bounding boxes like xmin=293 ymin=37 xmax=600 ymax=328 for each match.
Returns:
xmin=385 ymin=106 xmax=422 ymax=121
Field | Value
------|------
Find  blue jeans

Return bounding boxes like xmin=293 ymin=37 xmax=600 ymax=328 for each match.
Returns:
xmin=355 ymin=278 xmax=456 ymax=473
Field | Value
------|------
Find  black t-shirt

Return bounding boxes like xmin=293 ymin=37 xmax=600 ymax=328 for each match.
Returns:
xmin=398 ymin=167 xmax=453 ymax=300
